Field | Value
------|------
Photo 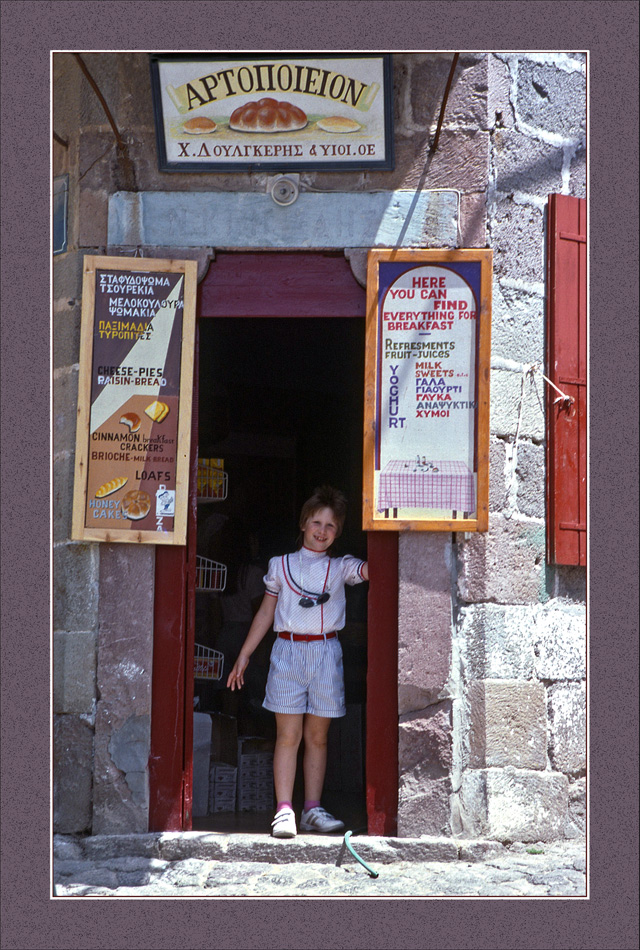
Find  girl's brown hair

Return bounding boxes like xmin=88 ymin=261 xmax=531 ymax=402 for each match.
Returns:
xmin=297 ymin=485 xmax=347 ymax=551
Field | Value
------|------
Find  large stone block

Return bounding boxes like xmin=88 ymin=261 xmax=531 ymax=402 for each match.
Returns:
xmin=568 ymin=777 xmax=586 ymax=833
xmin=78 ymin=54 xmax=123 ymax=127
xmin=444 ymin=54 xmax=488 ymax=130
xmin=78 ymin=185 xmax=109 ymax=248
xmin=53 ymin=300 xmax=82 ymax=372
xmin=399 ymin=701 xmax=453 ymax=779
xmin=93 ymin=544 xmax=155 ymax=834
xmin=116 ymin=52 xmax=155 ymax=127
xmin=532 ymin=602 xmax=586 ymax=680
xmin=456 ymin=603 xmax=537 ymax=681
xmin=422 ymin=129 xmax=490 ymax=191
xmin=53 ymin=365 xmax=79 ymax=455
xmin=108 ymin=189 xmax=459 ymax=250
xmin=398 ymin=775 xmax=452 ymax=837
xmin=52 ymin=249 xmax=86 ymax=304
xmin=545 ymin=563 xmax=587 ymax=602
xmin=398 ymin=533 xmax=453 ymax=712
xmin=53 ymin=542 xmax=99 ymax=632
xmin=52 ymin=52 xmax=82 ymax=138
xmin=456 ymin=513 xmax=546 ymax=605
xmin=490 ymin=201 xmax=545 ymax=283
xmin=490 ymin=367 xmax=545 ymax=442
xmin=459 ymin=192 xmax=487 ymax=247
xmin=514 ymin=441 xmax=545 ymax=519
xmin=489 ymin=438 xmax=508 ymax=512
xmin=569 ymin=143 xmax=587 ymax=198
xmin=488 ymin=55 xmax=515 ymax=130
xmin=78 ymin=130 xmax=115 ymax=189
xmin=93 ymin=712 xmax=151 ymax=836
xmin=491 ymin=278 xmax=544 ymax=365
xmin=410 ymin=53 xmax=488 ymax=132
xmin=53 ymin=450 xmax=75 ymax=544
xmin=457 ymin=600 xmax=586 ymax=680
xmin=467 ymin=680 xmax=547 ymax=769
xmin=405 ymin=54 xmax=457 ymax=132
xmin=548 ymin=682 xmax=586 ymax=775
xmin=516 ymin=60 xmax=586 ymax=139
xmin=458 ymin=768 xmax=570 ymax=842
xmin=53 ymin=630 xmax=97 ymax=715
xmin=492 ymin=129 xmax=564 ymax=196
xmin=53 ymin=714 xmax=93 ymax=833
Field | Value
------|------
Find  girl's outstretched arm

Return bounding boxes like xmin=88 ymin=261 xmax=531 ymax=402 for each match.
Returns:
xmin=226 ymin=593 xmax=277 ymax=690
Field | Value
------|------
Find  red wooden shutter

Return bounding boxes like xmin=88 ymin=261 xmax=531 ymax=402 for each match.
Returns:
xmin=546 ymin=194 xmax=587 ymax=566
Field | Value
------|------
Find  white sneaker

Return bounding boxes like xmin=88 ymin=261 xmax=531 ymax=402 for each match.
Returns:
xmin=271 ymin=806 xmax=297 ymax=838
xmin=300 ymin=806 xmax=344 ymax=833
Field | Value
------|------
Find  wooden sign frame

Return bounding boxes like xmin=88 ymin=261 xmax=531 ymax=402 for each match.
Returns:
xmin=71 ymin=255 xmax=197 ymax=545
xmin=363 ymin=249 xmax=492 ymax=532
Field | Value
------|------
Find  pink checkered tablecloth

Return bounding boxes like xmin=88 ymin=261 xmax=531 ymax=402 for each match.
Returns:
xmin=377 ymin=460 xmax=475 ymax=513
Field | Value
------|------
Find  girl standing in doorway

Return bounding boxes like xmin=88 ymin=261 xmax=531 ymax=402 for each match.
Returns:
xmin=227 ymin=486 xmax=368 ymax=838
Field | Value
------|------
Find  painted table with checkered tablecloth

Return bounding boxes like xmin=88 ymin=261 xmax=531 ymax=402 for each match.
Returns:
xmin=377 ymin=460 xmax=475 ymax=516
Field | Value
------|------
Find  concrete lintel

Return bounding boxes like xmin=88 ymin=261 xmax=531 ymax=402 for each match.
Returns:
xmin=108 ymin=190 xmax=459 ymax=249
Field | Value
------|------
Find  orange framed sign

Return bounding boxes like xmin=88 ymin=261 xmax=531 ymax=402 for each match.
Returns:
xmin=71 ymin=255 xmax=197 ymax=544
xmin=363 ymin=249 xmax=492 ymax=532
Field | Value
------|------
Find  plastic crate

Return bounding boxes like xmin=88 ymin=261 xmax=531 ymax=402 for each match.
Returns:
xmin=195 ymin=555 xmax=227 ymax=592
xmin=194 ymin=643 xmax=223 ymax=681
xmin=208 ymin=762 xmax=237 ymax=814
xmin=236 ymin=738 xmax=274 ymax=812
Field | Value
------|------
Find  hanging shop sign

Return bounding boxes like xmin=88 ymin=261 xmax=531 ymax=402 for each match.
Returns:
xmin=71 ymin=256 xmax=197 ymax=545
xmin=149 ymin=53 xmax=394 ymax=172
xmin=363 ymin=249 xmax=492 ymax=532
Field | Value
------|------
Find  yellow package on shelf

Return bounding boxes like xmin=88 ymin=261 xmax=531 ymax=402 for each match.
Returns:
xmin=197 ymin=458 xmax=227 ymax=500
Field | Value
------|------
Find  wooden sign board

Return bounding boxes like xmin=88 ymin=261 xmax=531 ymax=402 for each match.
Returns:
xmin=363 ymin=249 xmax=492 ymax=532
xmin=71 ymin=256 xmax=197 ymax=545
xmin=149 ymin=53 xmax=394 ymax=172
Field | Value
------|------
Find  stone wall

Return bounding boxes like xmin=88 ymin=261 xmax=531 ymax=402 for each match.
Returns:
xmin=53 ymin=56 xmax=97 ymax=833
xmin=53 ymin=51 xmax=491 ymax=835
xmin=53 ymin=51 xmax=587 ymax=839
xmin=448 ymin=53 xmax=587 ymax=842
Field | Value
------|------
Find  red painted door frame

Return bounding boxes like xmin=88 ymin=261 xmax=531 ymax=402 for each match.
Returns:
xmin=148 ymin=327 xmax=199 ymax=832
xmin=149 ymin=252 xmax=398 ymax=834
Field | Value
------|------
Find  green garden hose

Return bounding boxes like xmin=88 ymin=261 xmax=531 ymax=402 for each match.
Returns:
xmin=343 ymin=830 xmax=379 ymax=878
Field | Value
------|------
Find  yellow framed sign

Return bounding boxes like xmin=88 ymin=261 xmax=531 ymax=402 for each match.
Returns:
xmin=363 ymin=249 xmax=492 ymax=532
xmin=71 ymin=255 xmax=197 ymax=544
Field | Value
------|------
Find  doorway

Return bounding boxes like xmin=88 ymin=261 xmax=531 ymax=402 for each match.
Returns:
xmin=150 ymin=252 xmax=398 ymax=835
xmin=193 ymin=264 xmax=368 ymax=833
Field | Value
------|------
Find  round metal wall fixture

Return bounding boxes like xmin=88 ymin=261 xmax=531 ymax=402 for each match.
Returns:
xmin=270 ymin=175 xmax=299 ymax=206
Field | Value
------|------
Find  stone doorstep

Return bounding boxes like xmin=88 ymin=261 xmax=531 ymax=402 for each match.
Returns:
xmin=55 ymin=832 xmax=507 ymax=866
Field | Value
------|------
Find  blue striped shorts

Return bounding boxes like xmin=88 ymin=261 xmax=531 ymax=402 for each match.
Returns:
xmin=263 ymin=635 xmax=346 ymax=717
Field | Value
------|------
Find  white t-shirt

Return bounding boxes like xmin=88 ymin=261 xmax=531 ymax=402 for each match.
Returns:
xmin=264 ymin=546 xmax=367 ymax=635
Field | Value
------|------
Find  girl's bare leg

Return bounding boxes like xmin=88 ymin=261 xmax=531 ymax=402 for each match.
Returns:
xmin=273 ymin=713 xmax=303 ymax=804
xmin=302 ymin=714 xmax=332 ymax=803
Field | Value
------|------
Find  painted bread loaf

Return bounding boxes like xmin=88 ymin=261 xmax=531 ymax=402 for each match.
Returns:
xmin=229 ymin=98 xmax=307 ymax=133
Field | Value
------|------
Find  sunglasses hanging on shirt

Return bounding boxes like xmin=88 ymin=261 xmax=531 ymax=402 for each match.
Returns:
xmin=288 ymin=554 xmax=332 ymax=608
xmin=299 ymin=591 xmax=331 ymax=608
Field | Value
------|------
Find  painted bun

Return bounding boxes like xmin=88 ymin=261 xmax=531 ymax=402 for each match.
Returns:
xmin=183 ymin=116 xmax=217 ymax=134
xmin=316 ymin=116 xmax=361 ymax=133
xmin=121 ymin=489 xmax=152 ymax=521
xmin=119 ymin=412 xmax=141 ymax=432
xmin=229 ymin=98 xmax=307 ymax=133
